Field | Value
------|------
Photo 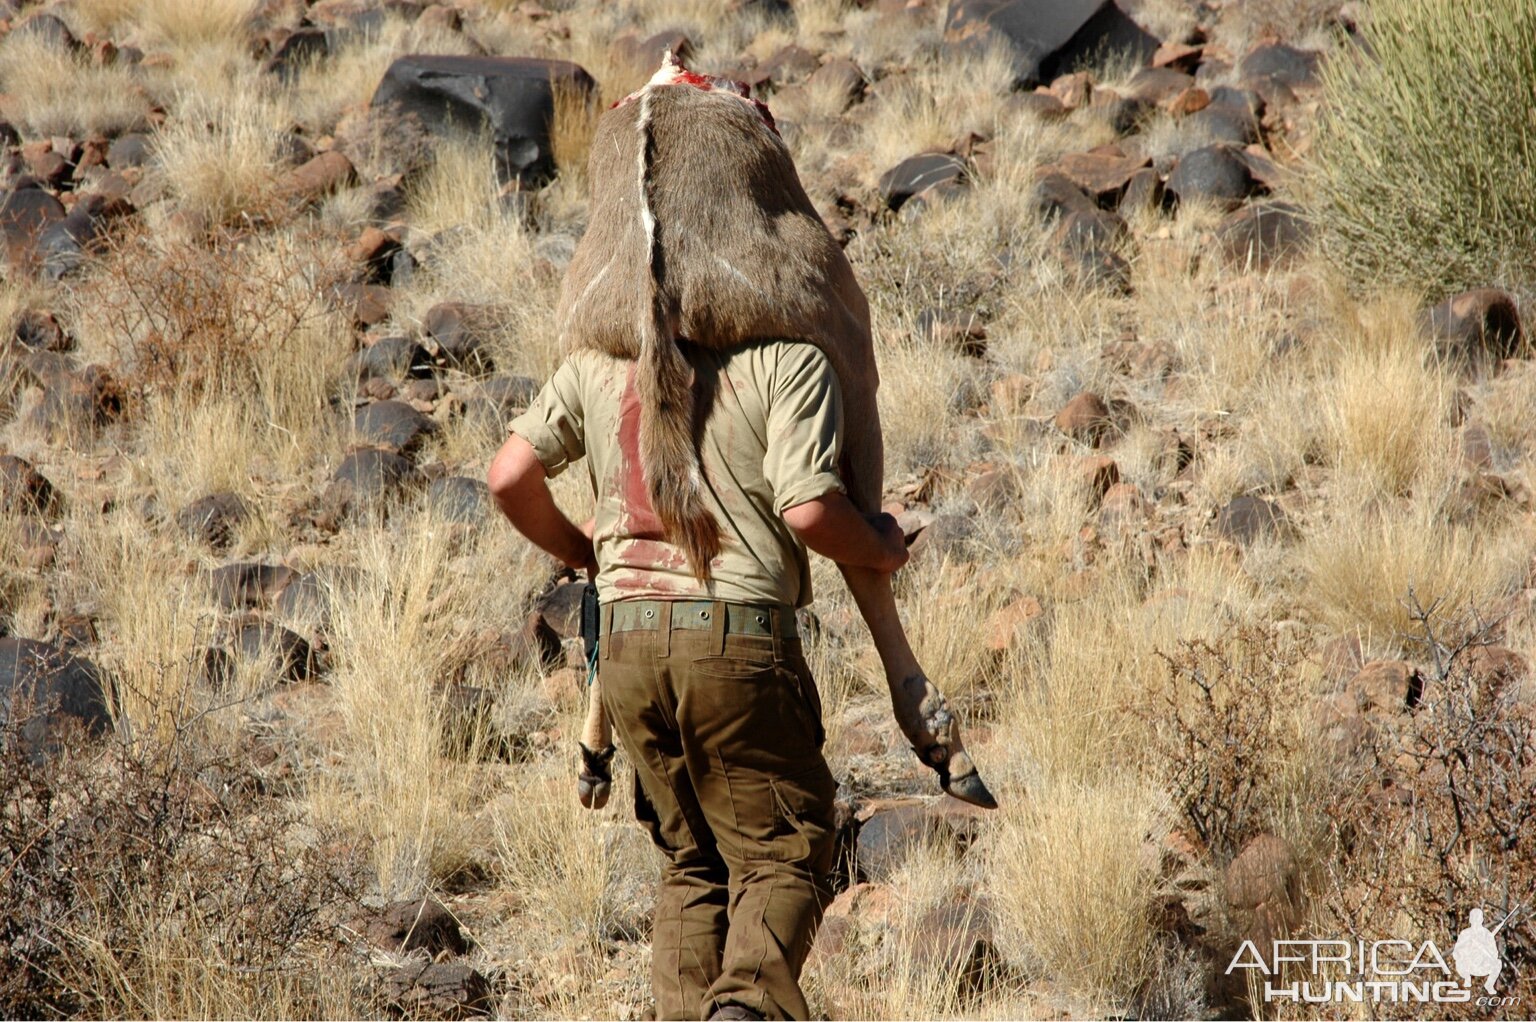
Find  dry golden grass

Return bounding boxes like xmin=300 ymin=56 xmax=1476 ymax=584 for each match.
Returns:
xmin=310 ymin=519 xmax=488 ymax=895
xmin=987 ymin=775 xmax=1166 ymax=1009
xmin=1322 ymin=299 xmax=1453 ymax=496
xmin=0 ymin=33 xmax=152 ymax=137
xmin=1303 ymin=488 xmax=1527 ymax=646
xmin=150 ymin=89 xmax=292 ymax=227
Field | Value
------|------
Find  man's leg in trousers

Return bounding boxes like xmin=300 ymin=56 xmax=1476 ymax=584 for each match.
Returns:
xmin=671 ymin=630 xmax=838 ymax=1021
xmin=600 ymin=629 xmax=731 ymax=1021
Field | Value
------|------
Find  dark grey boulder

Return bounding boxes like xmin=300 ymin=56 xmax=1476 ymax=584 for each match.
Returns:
xmin=0 ymin=455 xmax=57 ymax=516
xmin=177 ymin=492 xmax=250 ymax=551
xmin=235 ymin=622 xmax=317 ymax=684
xmin=353 ymin=399 xmax=438 ymax=453
xmin=349 ymin=335 xmax=432 ymax=381
xmin=424 ymin=301 xmax=498 ymax=370
xmin=369 ymin=55 xmax=596 ymax=187
xmin=1215 ymin=202 xmax=1309 ymax=271
xmin=0 ymin=637 xmax=112 ymax=759
xmin=1238 ymin=42 xmax=1320 ymax=91
xmin=1183 ymin=86 xmax=1264 ymax=145
xmin=877 ymin=153 xmax=967 ymax=212
xmin=329 ymin=448 xmax=425 ymax=505
xmin=0 ymin=184 xmax=65 ymax=248
xmin=427 ymin=476 xmax=491 ymax=523
xmin=1166 ymin=145 xmax=1261 ymax=210
xmin=944 ymin=0 xmax=1159 ymax=88
xmin=1032 ymin=171 xmax=1097 ymax=221
xmin=1213 ymin=496 xmax=1292 ymax=545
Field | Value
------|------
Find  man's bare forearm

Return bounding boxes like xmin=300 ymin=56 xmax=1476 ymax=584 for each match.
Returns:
xmin=487 ymin=435 xmax=596 ymax=572
xmin=782 ymin=492 xmax=908 ymax=573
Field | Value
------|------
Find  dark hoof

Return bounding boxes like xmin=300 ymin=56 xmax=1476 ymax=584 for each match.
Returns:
xmin=577 ymin=742 xmax=615 ymax=810
xmin=578 ymin=774 xmax=611 ymax=810
xmin=943 ymin=771 xmax=999 ymax=810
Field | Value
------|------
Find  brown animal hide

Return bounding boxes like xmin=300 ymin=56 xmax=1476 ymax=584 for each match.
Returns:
xmin=556 ymin=56 xmax=884 ymax=574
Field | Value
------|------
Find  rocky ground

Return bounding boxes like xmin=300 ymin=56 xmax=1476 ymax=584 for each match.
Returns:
xmin=3 ymin=0 xmax=1536 ymax=1019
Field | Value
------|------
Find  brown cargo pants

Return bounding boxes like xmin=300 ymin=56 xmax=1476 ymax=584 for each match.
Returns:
xmin=598 ymin=599 xmax=837 ymax=1021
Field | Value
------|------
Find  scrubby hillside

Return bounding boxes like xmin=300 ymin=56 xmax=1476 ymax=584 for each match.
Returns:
xmin=3 ymin=0 xmax=1535 ymax=1019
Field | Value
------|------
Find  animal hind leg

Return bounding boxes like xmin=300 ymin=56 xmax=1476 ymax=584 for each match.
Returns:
xmin=839 ymin=564 xmax=997 ymax=809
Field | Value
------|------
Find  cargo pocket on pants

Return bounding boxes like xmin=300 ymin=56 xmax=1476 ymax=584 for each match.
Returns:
xmin=767 ymin=762 xmax=837 ymax=871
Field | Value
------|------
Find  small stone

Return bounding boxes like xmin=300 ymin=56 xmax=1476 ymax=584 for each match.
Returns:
xmin=424 ymin=302 xmax=498 ymax=370
xmin=1420 ymin=289 xmax=1524 ymax=365
xmin=235 ymin=621 xmax=317 ymax=683
xmin=384 ymin=960 xmax=492 ymax=1020
xmin=353 ymin=399 xmax=437 ymax=453
xmin=983 ymin=596 xmax=1043 ymax=652
xmin=1055 ymin=392 xmax=1112 ymax=445
xmin=877 ymin=153 xmax=967 ymax=212
xmin=1212 ymin=495 xmax=1290 ymax=546
xmin=281 ymin=150 xmax=356 ymax=205
xmin=1346 ymin=660 xmax=1423 ymax=715
xmin=1077 ymin=455 xmax=1120 ymax=500
xmin=176 ymin=492 xmax=251 ymax=550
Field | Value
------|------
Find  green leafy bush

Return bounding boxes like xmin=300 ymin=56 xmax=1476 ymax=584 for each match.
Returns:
xmin=1310 ymin=0 xmax=1536 ymax=298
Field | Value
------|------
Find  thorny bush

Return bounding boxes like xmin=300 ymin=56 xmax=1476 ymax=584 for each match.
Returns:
xmin=1319 ymin=595 xmax=1536 ymax=1019
xmin=1151 ymin=626 xmax=1307 ymax=863
xmin=0 ymin=708 xmax=368 ymax=1018
xmin=70 ymin=224 xmax=348 ymax=402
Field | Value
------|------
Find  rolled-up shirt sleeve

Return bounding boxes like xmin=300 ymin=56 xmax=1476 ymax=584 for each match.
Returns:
xmin=764 ymin=345 xmax=846 ymax=514
xmin=507 ymin=358 xmax=585 ymax=477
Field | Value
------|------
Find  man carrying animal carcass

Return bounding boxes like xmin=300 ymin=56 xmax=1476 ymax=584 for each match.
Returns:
xmin=488 ymin=54 xmax=993 ymax=1022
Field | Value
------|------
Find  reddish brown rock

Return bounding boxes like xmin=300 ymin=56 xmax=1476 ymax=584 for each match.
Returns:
xmin=984 ymin=595 xmax=1043 ymax=652
xmin=1347 ymin=660 xmax=1423 ymax=715
xmin=1043 ymin=146 xmax=1150 ymax=202
xmin=357 ymin=897 xmax=470 ymax=957
xmin=1224 ymin=833 xmax=1303 ymax=965
xmin=1077 ymin=455 xmax=1120 ymax=500
xmin=384 ymin=961 xmax=491 ymax=1020
xmin=281 ymin=150 xmax=356 ymax=204
xmin=1055 ymin=391 xmax=1112 ymax=444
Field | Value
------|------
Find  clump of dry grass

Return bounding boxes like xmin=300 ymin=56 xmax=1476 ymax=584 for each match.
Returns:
xmin=1322 ymin=301 xmax=1452 ymax=496
xmin=149 ymin=89 xmax=293 ymax=227
xmin=1303 ymin=489 xmax=1526 ymax=646
xmin=309 ymin=519 xmax=486 ymax=895
xmin=987 ymin=774 xmax=1166 ymax=1011
xmin=0 ymin=33 xmax=152 ymax=137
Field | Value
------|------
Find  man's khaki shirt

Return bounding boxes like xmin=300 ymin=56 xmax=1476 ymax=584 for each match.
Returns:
xmin=508 ymin=339 xmax=845 ymax=608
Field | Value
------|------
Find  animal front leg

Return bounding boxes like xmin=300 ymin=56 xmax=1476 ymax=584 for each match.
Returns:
xmin=578 ymin=675 xmax=615 ymax=809
xmin=839 ymin=564 xmax=997 ymax=809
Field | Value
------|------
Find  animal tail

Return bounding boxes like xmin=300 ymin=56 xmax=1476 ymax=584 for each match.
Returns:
xmin=634 ymin=83 xmax=721 ymax=580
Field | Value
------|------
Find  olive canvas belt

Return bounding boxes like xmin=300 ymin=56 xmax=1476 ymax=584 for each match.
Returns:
xmin=604 ymin=598 xmax=799 ymax=642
